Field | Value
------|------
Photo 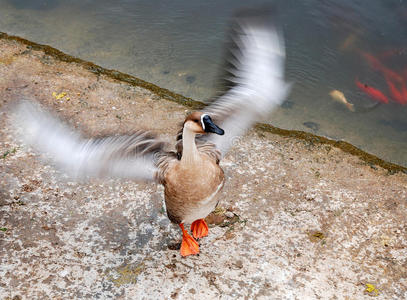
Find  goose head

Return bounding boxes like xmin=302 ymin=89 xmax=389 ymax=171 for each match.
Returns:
xmin=184 ymin=112 xmax=224 ymax=135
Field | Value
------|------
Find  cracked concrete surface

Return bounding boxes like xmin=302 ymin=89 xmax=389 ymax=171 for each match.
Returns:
xmin=1 ymin=38 xmax=407 ymax=299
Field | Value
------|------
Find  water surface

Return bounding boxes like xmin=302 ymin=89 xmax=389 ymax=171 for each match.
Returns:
xmin=1 ymin=0 xmax=406 ymax=166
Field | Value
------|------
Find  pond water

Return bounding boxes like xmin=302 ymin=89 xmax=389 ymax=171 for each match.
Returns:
xmin=1 ymin=0 xmax=406 ymax=166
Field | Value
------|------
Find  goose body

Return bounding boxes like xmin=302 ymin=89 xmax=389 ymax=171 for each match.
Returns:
xmin=163 ymin=153 xmax=224 ymax=224
xmin=11 ymin=10 xmax=290 ymax=256
xmin=160 ymin=112 xmax=225 ymax=226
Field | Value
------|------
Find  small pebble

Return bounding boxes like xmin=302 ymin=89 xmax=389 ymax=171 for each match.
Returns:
xmin=303 ymin=121 xmax=320 ymax=131
xmin=186 ymin=75 xmax=196 ymax=84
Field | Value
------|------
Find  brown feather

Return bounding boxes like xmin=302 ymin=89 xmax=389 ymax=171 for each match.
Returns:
xmin=163 ymin=153 xmax=224 ymax=224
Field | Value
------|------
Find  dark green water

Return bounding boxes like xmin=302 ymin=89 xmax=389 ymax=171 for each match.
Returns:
xmin=1 ymin=0 xmax=406 ymax=166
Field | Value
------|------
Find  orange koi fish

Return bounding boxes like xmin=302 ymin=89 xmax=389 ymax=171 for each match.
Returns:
xmin=385 ymin=75 xmax=406 ymax=105
xmin=360 ymin=52 xmax=383 ymax=71
xmin=355 ymin=78 xmax=389 ymax=104
xmin=360 ymin=51 xmax=404 ymax=83
xmin=401 ymin=84 xmax=407 ymax=105
xmin=382 ymin=67 xmax=404 ymax=84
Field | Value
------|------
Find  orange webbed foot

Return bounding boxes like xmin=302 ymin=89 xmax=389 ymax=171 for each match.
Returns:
xmin=179 ymin=223 xmax=199 ymax=257
xmin=190 ymin=219 xmax=209 ymax=239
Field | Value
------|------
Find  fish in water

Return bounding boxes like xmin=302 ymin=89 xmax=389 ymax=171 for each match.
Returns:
xmin=382 ymin=66 xmax=404 ymax=84
xmin=384 ymin=74 xmax=407 ymax=105
xmin=340 ymin=33 xmax=357 ymax=51
xmin=329 ymin=90 xmax=355 ymax=112
xmin=355 ymin=79 xmax=389 ymax=104
xmin=360 ymin=51 xmax=404 ymax=83
xmin=360 ymin=51 xmax=406 ymax=105
xmin=401 ymin=84 xmax=407 ymax=105
xmin=360 ymin=51 xmax=383 ymax=71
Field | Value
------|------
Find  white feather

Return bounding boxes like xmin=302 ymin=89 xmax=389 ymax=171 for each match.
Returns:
xmin=11 ymin=101 xmax=158 ymax=180
xmin=205 ymin=19 xmax=291 ymax=157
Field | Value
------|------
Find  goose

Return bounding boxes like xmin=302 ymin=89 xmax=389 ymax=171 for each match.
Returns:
xmin=11 ymin=11 xmax=290 ymax=256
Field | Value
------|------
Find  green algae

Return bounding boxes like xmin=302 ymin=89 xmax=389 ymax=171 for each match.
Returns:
xmin=1 ymin=31 xmax=406 ymax=174
xmin=2 ymin=148 xmax=17 ymax=159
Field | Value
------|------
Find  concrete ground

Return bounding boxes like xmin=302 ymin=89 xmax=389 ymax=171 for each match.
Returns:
xmin=0 ymin=36 xmax=406 ymax=299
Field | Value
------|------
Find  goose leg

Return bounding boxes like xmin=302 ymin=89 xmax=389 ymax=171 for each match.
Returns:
xmin=179 ymin=223 xmax=199 ymax=256
xmin=190 ymin=219 xmax=209 ymax=239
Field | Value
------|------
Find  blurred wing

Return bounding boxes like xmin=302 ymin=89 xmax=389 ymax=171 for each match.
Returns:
xmin=12 ymin=101 xmax=168 ymax=181
xmin=204 ymin=12 xmax=291 ymax=156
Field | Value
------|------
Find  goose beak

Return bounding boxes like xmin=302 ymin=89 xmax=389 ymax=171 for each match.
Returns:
xmin=202 ymin=115 xmax=224 ymax=135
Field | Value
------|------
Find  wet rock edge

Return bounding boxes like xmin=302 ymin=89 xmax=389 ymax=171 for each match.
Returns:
xmin=1 ymin=31 xmax=405 ymax=174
